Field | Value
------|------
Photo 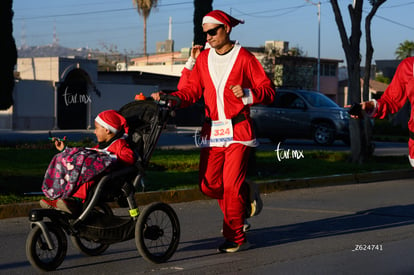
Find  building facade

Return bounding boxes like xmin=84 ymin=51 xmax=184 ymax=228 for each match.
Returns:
xmin=3 ymin=57 xmax=180 ymax=130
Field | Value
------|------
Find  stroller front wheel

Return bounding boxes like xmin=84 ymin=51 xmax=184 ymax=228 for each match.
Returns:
xmin=135 ymin=202 xmax=180 ymax=263
xmin=26 ymin=221 xmax=67 ymax=272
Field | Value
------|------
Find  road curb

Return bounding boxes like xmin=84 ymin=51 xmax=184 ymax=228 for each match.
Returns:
xmin=1 ymin=169 xmax=413 ymax=220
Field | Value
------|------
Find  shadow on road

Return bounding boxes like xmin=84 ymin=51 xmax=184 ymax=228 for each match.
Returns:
xmin=178 ymin=204 xmax=414 ymax=255
xmin=249 ymin=204 xmax=414 ymax=248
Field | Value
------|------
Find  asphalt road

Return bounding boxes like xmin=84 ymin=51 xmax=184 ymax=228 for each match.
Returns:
xmin=1 ymin=178 xmax=414 ymax=274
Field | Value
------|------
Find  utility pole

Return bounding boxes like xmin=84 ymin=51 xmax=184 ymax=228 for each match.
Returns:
xmin=305 ymin=0 xmax=321 ymax=92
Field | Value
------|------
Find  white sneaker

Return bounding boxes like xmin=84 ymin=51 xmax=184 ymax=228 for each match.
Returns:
xmin=243 ymin=220 xmax=251 ymax=232
xmin=218 ymin=240 xmax=250 ymax=253
xmin=247 ymin=181 xmax=263 ymax=217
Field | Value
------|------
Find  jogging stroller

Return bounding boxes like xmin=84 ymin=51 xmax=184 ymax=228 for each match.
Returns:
xmin=26 ymin=95 xmax=181 ymax=272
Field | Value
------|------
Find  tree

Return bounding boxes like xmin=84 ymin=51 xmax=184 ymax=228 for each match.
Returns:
xmin=0 ymin=0 xmax=17 ymax=110
xmin=329 ymin=0 xmax=386 ymax=163
xmin=363 ymin=0 xmax=386 ymax=101
xmin=395 ymin=40 xmax=414 ymax=60
xmin=375 ymin=74 xmax=390 ymax=84
xmin=132 ymin=0 xmax=158 ymax=56
xmin=361 ymin=1 xmax=387 ymax=164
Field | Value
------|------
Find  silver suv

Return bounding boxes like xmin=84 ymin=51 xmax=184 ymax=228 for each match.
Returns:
xmin=251 ymin=89 xmax=349 ymax=145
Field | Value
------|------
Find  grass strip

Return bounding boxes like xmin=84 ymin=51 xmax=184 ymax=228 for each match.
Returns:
xmin=0 ymin=146 xmax=410 ymax=205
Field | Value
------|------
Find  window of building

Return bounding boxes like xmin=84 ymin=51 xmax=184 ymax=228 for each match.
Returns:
xmin=319 ymin=63 xmax=336 ymax=76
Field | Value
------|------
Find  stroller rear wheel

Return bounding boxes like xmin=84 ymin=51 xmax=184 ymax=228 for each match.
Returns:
xmin=71 ymin=203 xmax=113 ymax=256
xmin=26 ymin=221 xmax=67 ymax=272
xmin=135 ymin=202 xmax=180 ymax=263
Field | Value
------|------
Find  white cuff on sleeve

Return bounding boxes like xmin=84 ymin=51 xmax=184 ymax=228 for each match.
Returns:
xmin=241 ymin=89 xmax=254 ymax=105
xmin=366 ymin=99 xmax=378 ymax=117
xmin=184 ymin=57 xmax=196 ymax=70
xmin=409 ymin=155 xmax=414 ymax=167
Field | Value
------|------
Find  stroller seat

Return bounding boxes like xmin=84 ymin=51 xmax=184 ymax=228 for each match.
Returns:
xmin=79 ymin=100 xmax=167 ymax=218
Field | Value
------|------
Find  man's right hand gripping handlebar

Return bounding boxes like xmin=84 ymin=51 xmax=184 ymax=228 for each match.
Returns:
xmin=151 ymin=91 xmax=164 ymax=101
xmin=151 ymin=91 xmax=181 ymax=108
xmin=347 ymin=101 xmax=376 ymax=119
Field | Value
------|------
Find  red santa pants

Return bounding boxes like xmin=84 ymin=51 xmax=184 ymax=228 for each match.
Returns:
xmin=72 ymin=180 xmax=95 ymax=201
xmin=199 ymin=143 xmax=251 ymax=244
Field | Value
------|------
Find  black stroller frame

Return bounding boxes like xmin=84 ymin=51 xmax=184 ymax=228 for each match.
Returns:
xmin=26 ymin=95 xmax=182 ymax=272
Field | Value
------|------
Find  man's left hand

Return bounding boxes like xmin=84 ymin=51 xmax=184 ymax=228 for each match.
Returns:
xmin=230 ymin=85 xmax=244 ymax=98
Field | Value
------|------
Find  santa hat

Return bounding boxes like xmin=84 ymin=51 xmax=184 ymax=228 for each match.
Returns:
xmin=202 ymin=10 xmax=244 ymax=32
xmin=95 ymin=110 xmax=129 ymax=135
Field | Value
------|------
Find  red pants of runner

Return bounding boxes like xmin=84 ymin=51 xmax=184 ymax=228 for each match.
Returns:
xmin=199 ymin=143 xmax=251 ymax=244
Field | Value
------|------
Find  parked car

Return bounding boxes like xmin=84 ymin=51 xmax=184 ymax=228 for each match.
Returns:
xmin=251 ymin=89 xmax=349 ymax=145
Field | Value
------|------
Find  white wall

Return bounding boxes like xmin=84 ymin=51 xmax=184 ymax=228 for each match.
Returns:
xmin=6 ymin=80 xmax=159 ymax=130
xmin=10 ymin=57 xmax=162 ymax=130
xmin=12 ymin=80 xmax=55 ymax=130
xmin=17 ymin=57 xmax=98 ymax=83
xmin=124 ymin=64 xmax=184 ymax=77
xmin=17 ymin=57 xmax=60 ymax=81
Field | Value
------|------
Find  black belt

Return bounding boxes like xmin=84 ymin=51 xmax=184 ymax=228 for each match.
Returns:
xmin=205 ymin=113 xmax=247 ymax=126
xmin=410 ymin=130 xmax=414 ymax=140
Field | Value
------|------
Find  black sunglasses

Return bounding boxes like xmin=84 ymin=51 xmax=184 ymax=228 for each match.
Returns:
xmin=204 ymin=25 xmax=224 ymax=36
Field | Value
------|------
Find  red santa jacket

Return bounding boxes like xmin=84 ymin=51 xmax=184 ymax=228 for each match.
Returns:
xmin=94 ymin=138 xmax=136 ymax=166
xmin=374 ymin=57 xmax=414 ymax=160
xmin=178 ymin=67 xmax=191 ymax=91
xmin=172 ymin=44 xmax=275 ymax=146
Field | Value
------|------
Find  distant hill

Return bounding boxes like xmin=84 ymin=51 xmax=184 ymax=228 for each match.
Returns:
xmin=17 ymin=44 xmax=96 ymax=58
xmin=16 ymin=44 xmax=133 ymax=71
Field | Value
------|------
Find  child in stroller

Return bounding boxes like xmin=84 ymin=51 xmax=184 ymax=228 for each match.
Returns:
xmin=40 ymin=109 xmax=136 ymax=215
xmin=26 ymin=96 xmax=181 ymax=272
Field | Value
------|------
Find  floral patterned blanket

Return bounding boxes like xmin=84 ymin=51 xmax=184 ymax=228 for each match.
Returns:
xmin=42 ymin=147 xmax=113 ymax=199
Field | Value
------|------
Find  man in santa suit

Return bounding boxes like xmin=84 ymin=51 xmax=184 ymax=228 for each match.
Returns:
xmin=360 ymin=57 xmax=414 ymax=167
xmin=152 ymin=10 xmax=275 ymax=253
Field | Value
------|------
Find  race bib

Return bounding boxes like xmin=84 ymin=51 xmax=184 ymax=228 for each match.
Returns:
xmin=210 ymin=119 xmax=233 ymax=146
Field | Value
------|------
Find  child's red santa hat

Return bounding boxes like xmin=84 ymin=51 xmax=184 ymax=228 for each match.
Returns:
xmin=95 ymin=110 xmax=129 ymax=135
xmin=202 ymin=10 xmax=244 ymax=32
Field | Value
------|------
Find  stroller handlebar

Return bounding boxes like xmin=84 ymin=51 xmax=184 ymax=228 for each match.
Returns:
xmin=159 ymin=94 xmax=181 ymax=109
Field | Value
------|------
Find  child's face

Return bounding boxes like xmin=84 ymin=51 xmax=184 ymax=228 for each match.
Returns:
xmin=94 ymin=121 xmax=112 ymax=142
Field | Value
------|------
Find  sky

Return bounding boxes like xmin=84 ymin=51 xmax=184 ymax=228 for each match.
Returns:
xmin=11 ymin=0 xmax=414 ymax=65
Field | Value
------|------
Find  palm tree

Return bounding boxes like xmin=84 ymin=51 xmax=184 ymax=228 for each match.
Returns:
xmin=395 ymin=40 xmax=414 ymax=60
xmin=132 ymin=0 xmax=158 ymax=56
